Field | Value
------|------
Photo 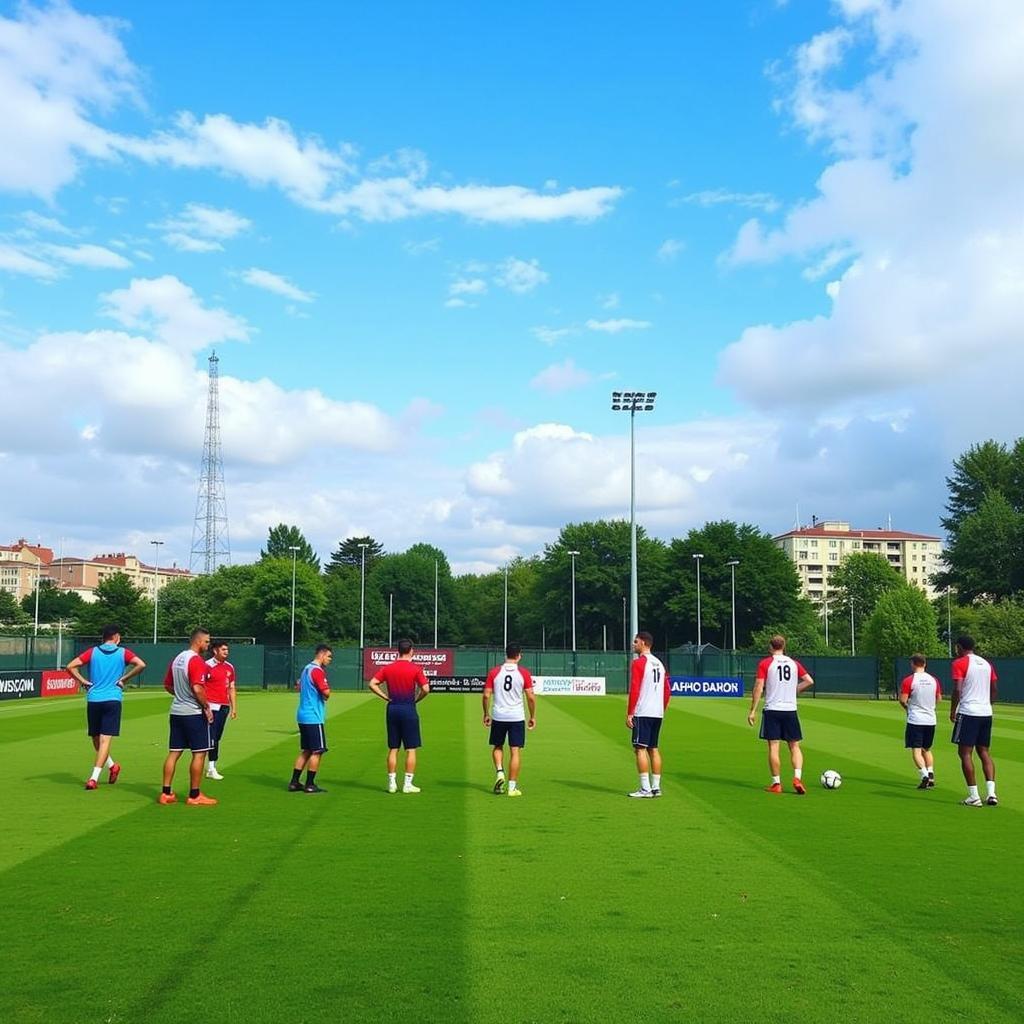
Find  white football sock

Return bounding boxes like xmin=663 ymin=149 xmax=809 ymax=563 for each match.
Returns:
xmin=387 ymin=772 xmax=396 ymax=784
xmin=104 ymin=756 xmax=115 ymax=769
xmin=652 ymin=774 xmax=661 ymax=789
xmin=404 ymin=773 xmax=414 ymax=785
xmin=639 ymin=772 xmax=650 ymax=791
xmin=986 ymin=780 xmax=996 ymax=797
xmin=508 ymin=780 xmax=518 ymax=792
xmin=968 ymin=785 xmax=979 ymax=799
xmin=794 ymin=768 xmax=803 ymax=780
xmin=90 ymin=767 xmax=102 ymax=782
xmin=919 ymin=767 xmax=930 ymax=779
xmin=771 ymin=775 xmax=781 ymax=785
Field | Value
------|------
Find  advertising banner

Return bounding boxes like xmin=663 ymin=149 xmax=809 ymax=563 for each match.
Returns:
xmin=428 ymin=675 xmax=486 ymax=693
xmin=669 ymin=676 xmax=744 ymax=698
xmin=0 ymin=670 xmax=41 ymax=701
xmin=533 ymin=676 xmax=606 ymax=696
xmin=362 ymin=648 xmax=454 ymax=679
xmin=41 ymin=670 xmax=79 ymax=698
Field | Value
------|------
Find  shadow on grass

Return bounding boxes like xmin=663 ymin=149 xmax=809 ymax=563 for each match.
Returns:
xmin=672 ymin=772 xmax=756 ymax=792
xmin=553 ymin=778 xmax=623 ymax=795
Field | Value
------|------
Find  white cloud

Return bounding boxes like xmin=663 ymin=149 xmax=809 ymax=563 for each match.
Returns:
xmin=100 ymin=275 xmax=251 ymax=352
xmin=599 ymin=291 xmax=620 ymax=309
xmin=20 ymin=211 xmax=74 ymax=235
xmin=162 ymin=232 xmax=222 ymax=253
xmin=657 ymin=238 xmax=685 ymax=262
xmin=0 ymin=243 xmax=58 ymax=279
xmin=158 ymin=203 xmax=252 ymax=251
xmin=678 ymin=188 xmax=781 ymax=212
xmin=449 ymin=277 xmax=488 ymax=297
xmin=530 ymin=359 xmax=593 ymax=394
xmin=531 ymin=325 xmax=576 ymax=345
xmin=585 ymin=318 xmax=653 ymax=334
xmin=403 ymin=238 xmax=440 ymax=256
xmin=444 ymin=297 xmax=470 ymax=309
xmin=44 ymin=242 xmax=130 ymax=269
xmin=240 ymin=267 xmax=315 ymax=303
xmin=494 ymin=256 xmax=548 ymax=293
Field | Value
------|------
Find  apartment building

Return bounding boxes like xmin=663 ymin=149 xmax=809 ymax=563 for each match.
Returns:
xmin=0 ymin=539 xmax=54 ymax=600
xmin=774 ymin=521 xmax=943 ymax=602
xmin=44 ymin=552 xmax=193 ymax=602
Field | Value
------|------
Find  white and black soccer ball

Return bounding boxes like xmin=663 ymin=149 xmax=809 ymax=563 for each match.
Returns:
xmin=820 ymin=769 xmax=842 ymax=790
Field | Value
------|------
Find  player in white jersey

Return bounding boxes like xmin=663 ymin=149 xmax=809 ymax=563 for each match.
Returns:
xmin=950 ymin=635 xmax=999 ymax=806
xmin=626 ymin=632 xmax=669 ymax=798
xmin=747 ymin=634 xmax=814 ymax=794
xmin=483 ymin=643 xmax=536 ymax=797
xmin=898 ymin=654 xmax=942 ymax=789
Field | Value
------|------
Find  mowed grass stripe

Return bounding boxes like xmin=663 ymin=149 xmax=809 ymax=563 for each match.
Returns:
xmin=550 ymin=697 xmax=1022 ymax=1022
xmin=0 ymin=693 xmax=474 ymax=1024
xmin=0 ymin=690 xmax=172 ymax=744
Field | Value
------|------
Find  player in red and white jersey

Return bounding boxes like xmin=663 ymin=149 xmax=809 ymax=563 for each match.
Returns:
xmin=949 ymin=635 xmax=999 ymax=806
xmin=898 ymin=654 xmax=942 ymax=789
xmin=483 ymin=643 xmax=536 ymax=796
xmin=747 ymin=634 xmax=814 ymax=794
xmin=625 ymin=631 xmax=669 ymax=798
xmin=204 ymin=640 xmax=237 ymax=781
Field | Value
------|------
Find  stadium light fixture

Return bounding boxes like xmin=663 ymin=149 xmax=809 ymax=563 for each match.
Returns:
xmin=726 ymin=559 xmax=740 ymax=652
xmin=611 ymin=391 xmax=657 ymax=658
xmin=692 ymin=553 xmax=704 ymax=647
xmin=150 ymin=540 xmax=164 ymax=643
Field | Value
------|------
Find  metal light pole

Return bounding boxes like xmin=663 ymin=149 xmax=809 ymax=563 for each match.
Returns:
xmin=33 ymin=561 xmax=41 ymax=636
xmin=946 ymin=586 xmax=953 ymax=657
xmin=288 ymin=545 xmax=300 ymax=648
xmin=503 ymin=564 xmax=509 ymax=648
xmin=358 ymin=542 xmax=368 ymax=649
xmin=433 ymin=558 xmax=439 ymax=648
xmin=726 ymin=559 xmax=739 ymax=652
xmin=611 ymin=391 xmax=657 ymax=656
xmin=823 ymin=599 xmax=830 ymax=647
xmin=388 ymin=592 xmax=394 ymax=647
xmin=850 ymin=600 xmax=856 ymax=656
xmin=622 ymin=596 xmax=627 ymax=652
xmin=692 ymin=553 xmax=704 ymax=648
xmin=150 ymin=540 xmax=164 ymax=643
xmin=568 ymin=550 xmax=580 ymax=652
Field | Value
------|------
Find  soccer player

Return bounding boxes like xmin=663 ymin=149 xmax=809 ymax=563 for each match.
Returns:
xmin=204 ymin=639 xmax=237 ymax=781
xmin=625 ymin=631 xmax=669 ymax=798
xmin=483 ymin=643 xmax=536 ymax=797
xmin=289 ymin=644 xmax=333 ymax=794
xmin=899 ymin=653 xmax=941 ymax=789
xmin=950 ymin=635 xmax=998 ymax=807
xmin=368 ymin=638 xmax=430 ymax=793
xmin=160 ymin=627 xmax=217 ymax=806
xmin=66 ymin=625 xmax=146 ymax=790
xmin=747 ymin=634 xmax=814 ymax=794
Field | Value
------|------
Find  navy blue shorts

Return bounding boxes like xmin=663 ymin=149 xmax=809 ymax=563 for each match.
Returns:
xmin=210 ymin=705 xmax=230 ymax=756
xmin=86 ymin=700 xmax=122 ymax=737
xmin=168 ymin=714 xmax=213 ymax=753
xmin=905 ymin=723 xmax=936 ymax=749
xmin=631 ymin=716 xmax=663 ymax=749
xmin=760 ymin=710 xmax=802 ymax=742
xmin=298 ymin=722 xmax=328 ymax=754
xmin=952 ymin=714 xmax=992 ymax=748
xmin=386 ymin=702 xmax=421 ymax=749
xmin=490 ymin=720 xmax=526 ymax=748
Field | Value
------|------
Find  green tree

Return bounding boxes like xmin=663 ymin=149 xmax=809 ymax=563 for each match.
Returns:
xmin=326 ymin=536 xmax=386 ymax=575
xmin=665 ymin=521 xmax=804 ymax=650
xmin=829 ymin=552 xmax=905 ymax=644
xmin=939 ymin=490 xmax=1023 ymax=600
xmin=75 ymin=573 xmax=154 ymax=637
xmin=260 ymin=524 xmax=320 ymax=571
xmin=0 ymin=588 xmax=29 ymax=625
xmin=750 ymin=600 xmax=828 ymax=656
xmin=941 ymin=440 xmax=1016 ymax=536
xmin=242 ymin=559 xmax=326 ymax=643
xmin=20 ymin=579 xmax=84 ymax=623
xmin=974 ymin=599 xmax=1024 ymax=657
xmin=863 ymin=584 xmax=945 ymax=687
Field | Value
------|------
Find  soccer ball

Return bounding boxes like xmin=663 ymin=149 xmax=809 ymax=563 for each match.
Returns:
xmin=820 ymin=769 xmax=842 ymax=790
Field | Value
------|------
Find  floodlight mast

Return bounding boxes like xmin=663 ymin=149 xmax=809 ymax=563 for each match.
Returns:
xmin=611 ymin=391 xmax=657 ymax=657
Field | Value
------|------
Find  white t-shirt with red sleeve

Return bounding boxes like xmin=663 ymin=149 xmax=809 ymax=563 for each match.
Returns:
xmin=901 ymin=671 xmax=941 ymax=725
xmin=756 ymin=654 xmax=808 ymax=711
xmin=951 ymin=653 xmax=996 ymax=717
xmin=628 ymin=653 xmax=668 ymax=719
xmin=484 ymin=662 xmax=533 ymax=722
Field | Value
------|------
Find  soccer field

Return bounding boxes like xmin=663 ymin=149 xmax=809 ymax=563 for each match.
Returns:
xmin=2 ymin=692 xmax=1022 ymax=1024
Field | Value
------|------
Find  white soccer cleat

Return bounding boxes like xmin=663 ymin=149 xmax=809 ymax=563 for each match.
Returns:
xmin=961 ymin=796 xmax=983 ymax=807
xmin=627 ymin=789 xmax=653 ymax=799
xmin=387 ymin=781 xmax=398 ymax=794
xmin=206 ymin=768 xmax=224 ymax=780
xmin=402 ymin=783 xmax=421 ymax=794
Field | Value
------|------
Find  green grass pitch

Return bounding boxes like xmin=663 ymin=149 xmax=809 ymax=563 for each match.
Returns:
xmin=2 ymin=692 xmax=1022 ymax=1024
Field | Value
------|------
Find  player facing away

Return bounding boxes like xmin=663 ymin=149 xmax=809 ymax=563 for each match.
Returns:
xmin=747 ymin=635 xmax=815 ymax=794
xmin=483 ymin=643 xmax=536 ymax=797
xmin=626 ymin=632 xmax=669 ymax=798
xmin=65 ymin=625 xmax=146 ymax=790
xmin=899 ymin=654 xmax=942 ymax=789
xmin=160 ymin=627 xmax=217 ymax=806
xmin=368 ymin=638 xmax=430 ymax=793
xmin=289 ymin=644 xmax=333 ymax=793
xmin=204 ymin=640 xmax=237 ymax=781
xmin=950 ymin=635 xmax=999 ymax=807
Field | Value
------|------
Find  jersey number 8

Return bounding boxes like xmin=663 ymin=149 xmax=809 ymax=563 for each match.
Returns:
xmin=503 ymin=675 xmax=513 ymax=691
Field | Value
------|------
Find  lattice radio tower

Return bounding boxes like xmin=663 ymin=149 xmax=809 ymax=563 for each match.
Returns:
xmin=190 ymin=351 xmax=231 ymax=574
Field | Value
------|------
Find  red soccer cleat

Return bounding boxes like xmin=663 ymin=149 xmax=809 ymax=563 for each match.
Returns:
xmin=186 ymin=793 xmax=218 ymax=806
xmin=158 ymin=792 xmax=178 ymax=805
xmin=764 ymin=783 xmax=783 ymax=794
xmin=792 ymin=778 xmax=807 ymax=795
xmin=85 ymin=779 xmax=98 ymax=791
xmin=108 ymin=762 xmax=121 ymax=784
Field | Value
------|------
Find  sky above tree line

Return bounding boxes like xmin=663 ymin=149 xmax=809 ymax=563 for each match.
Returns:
xmin=2 ymin=1 xmax=1022 ymax=573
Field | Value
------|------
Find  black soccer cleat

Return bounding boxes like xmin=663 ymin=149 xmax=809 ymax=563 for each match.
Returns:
xmin=304 ymin=783 xmax=327 ymax=794
xmin=917 ymin=778 xmax=931 ymax=789
xmin=287 ymin=781 xmax=303 ymax=792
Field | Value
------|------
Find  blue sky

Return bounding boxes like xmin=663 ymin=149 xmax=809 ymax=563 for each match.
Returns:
xmin=2 ymin=1 xmax=1022 ymax=572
